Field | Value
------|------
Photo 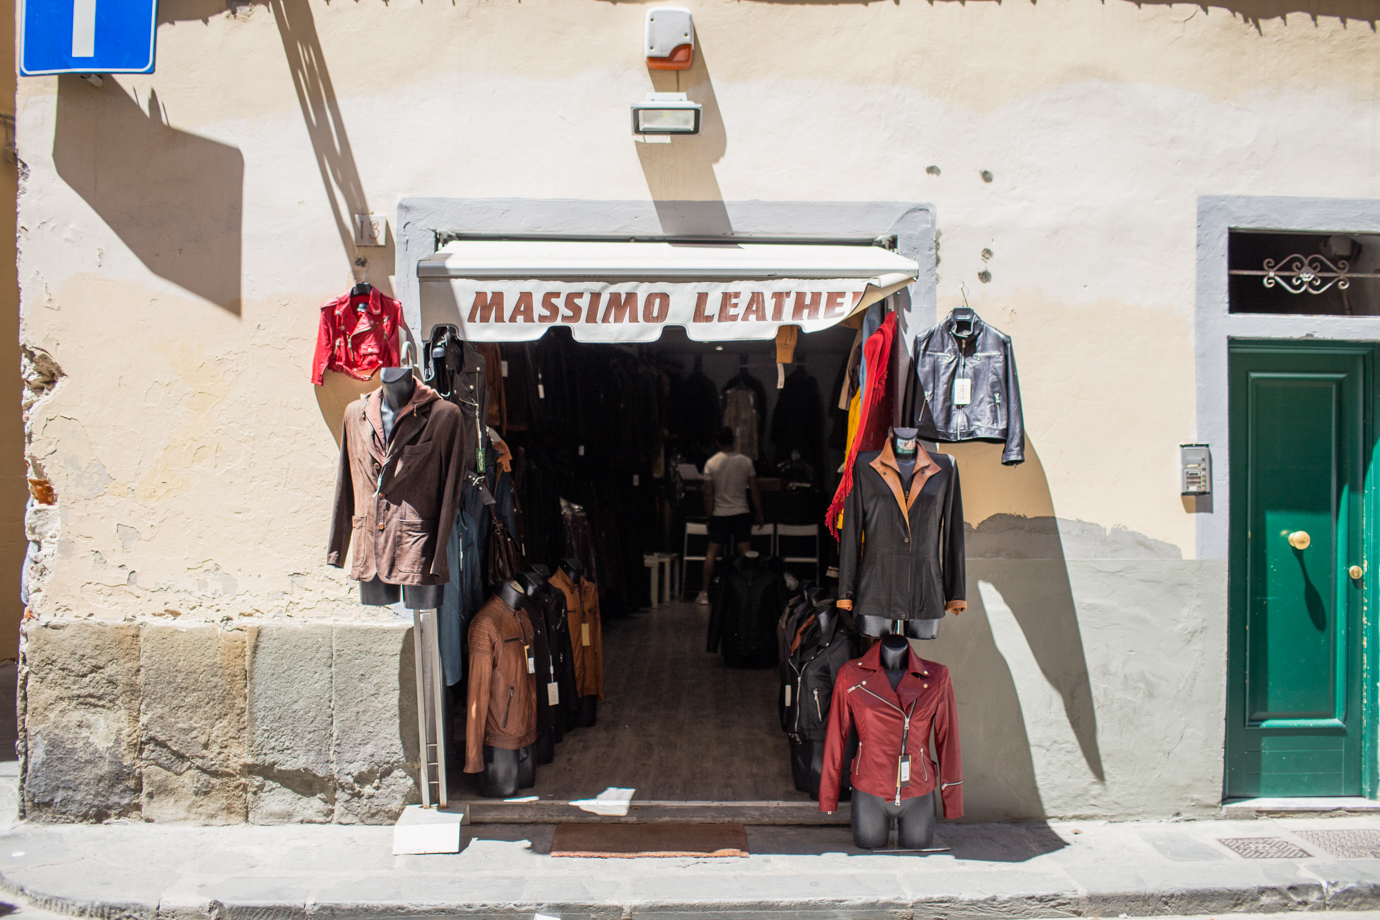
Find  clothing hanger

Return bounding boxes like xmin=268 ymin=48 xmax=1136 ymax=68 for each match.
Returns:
xmin=351 ymin=280 xmax=373 ymax=311
xmin=951 ymin=285 xmax=977 ymax=337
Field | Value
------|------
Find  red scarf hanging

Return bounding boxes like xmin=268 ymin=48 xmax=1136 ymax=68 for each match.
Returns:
xmin=826 ymin=312 xmax=896 ymax=538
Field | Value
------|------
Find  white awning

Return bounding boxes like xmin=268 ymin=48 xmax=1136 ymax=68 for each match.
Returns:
xmin=417 ymin=240 xmax=917 ymax=343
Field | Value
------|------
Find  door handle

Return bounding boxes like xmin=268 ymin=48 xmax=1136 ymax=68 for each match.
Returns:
xmin=1288 ymin=531 xmax=1311 ymax=551
xmin=1350 ymin=565 xmax=1364 ymax=580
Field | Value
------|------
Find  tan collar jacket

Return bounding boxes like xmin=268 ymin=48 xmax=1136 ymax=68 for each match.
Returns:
xmin=327 ymin=382 xmax=468 ymax=586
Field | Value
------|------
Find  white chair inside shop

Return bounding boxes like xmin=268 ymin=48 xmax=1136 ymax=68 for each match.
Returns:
xmin=682 ymin=522 xmax=709 ymax=599
xmin=750 ymin=523 xmax=775 ymax=558
xmin=775 ymin=523 xmax=821 ymax=581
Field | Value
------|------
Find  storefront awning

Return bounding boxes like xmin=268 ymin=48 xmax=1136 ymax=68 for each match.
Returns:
xmin=417 ymin=240 xmax=918 ymax=343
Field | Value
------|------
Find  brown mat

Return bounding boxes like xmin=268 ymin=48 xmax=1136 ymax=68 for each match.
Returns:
xmin=551 ymin=822 xmax=749 ymax=858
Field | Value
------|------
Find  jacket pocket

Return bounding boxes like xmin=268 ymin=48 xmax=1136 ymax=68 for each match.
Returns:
xmin=501 ymin=687 xmax=514 ymax=729
xmin=389 ymin=519 xmax=438 ymax=575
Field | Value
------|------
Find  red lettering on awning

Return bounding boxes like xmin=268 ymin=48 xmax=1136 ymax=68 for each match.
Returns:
xmin=822 ymin=291 xmax=846 ymax=319
xmin=693 ymin=292 xmax=713 ymax=322
xmin=644 ymin=292 xmax=670 ymax=323
xmin=770 ymin=292 xmax=789 ymax=322
xmin=741 ymin=292 xmax=767 ymax=322
xmin=510 ymin=292 xmax=536 ymax=323
xmin=603 ymin=293 xmax=639 ymax=323
xmin=585 ymin=293 xmax=603 ymax=322
xmin=539 ymin=292 xmax=561 ymax=324
xmin=718 ymin=292 xmax=741 ymax=322
xmin=468 ymin=292 xmax=504 ymax=324
xmin=561 ymin=293 xmax=584 ymax=323
xmin=792 ymin=292 xmax=821 ymax=321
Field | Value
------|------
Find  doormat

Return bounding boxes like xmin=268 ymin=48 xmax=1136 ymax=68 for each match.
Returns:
xmin=1217 ymin=837 xmax=1312 ymax=859
xmin=551 ymin=822 xmax=748 ymax=858
xmin=1297 ymin=829 xmax=1380 ymax=859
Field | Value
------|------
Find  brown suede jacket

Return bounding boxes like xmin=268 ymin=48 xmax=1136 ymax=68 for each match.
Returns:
xmin=465 ymin=589 xmax=538 ymax=772
xmin=327 ymin=383 xmax=467 ymax=586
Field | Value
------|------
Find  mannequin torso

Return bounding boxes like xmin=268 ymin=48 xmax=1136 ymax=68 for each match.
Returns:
xmin=379 ymin=367 xmax=416 ymax=443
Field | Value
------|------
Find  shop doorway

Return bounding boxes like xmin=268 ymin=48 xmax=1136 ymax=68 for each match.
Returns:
xmin=1225 ymin=342 xmax=1372 ymax=798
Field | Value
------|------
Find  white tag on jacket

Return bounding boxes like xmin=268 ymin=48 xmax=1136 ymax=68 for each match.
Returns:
xmin=547 ymin=682 xmax=560 ymax=706
xmin=581 ymin=623 xmax=591 ymax=647
xmin=501 ymin=360 xmax=509 ymax=377
xmin=537 ymin=383 xmax=545 ymax=399
xmin=899 ymin=755 xmax=911 ymax=784
xmin=954 ymin=378 xmax=972 ymax=406
xmin=784 ymin=686 xmax=793 ymax=707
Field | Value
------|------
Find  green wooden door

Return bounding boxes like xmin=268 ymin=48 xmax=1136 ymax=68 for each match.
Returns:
xmin=1227 ymin=345 xmax=1367 ymax=798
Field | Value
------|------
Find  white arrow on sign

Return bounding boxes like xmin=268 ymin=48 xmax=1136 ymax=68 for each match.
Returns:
xmin=72 ymin=0 xmax=96 ymax=57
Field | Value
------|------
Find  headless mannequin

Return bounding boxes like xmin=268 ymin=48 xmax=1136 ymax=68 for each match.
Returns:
xmin=561 ymin=557 xmax=600 ymax=728
xmin=851 ymin=634 xmax=938 ymax=850
xmin=478 ymin=580 xmax=537 ymax=798
xmin=857 ymin=427 xmax=939 ymax=641
xmin=359 ymin=367 xmax=445 ymax=610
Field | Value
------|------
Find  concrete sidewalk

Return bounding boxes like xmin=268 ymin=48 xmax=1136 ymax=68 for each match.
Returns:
xmin=5 ymin=808 xmax=1380 ymax=920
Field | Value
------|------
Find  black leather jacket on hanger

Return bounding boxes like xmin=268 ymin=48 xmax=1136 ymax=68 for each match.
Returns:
xmin=903 ymin=309 xmax=1025 ymax=465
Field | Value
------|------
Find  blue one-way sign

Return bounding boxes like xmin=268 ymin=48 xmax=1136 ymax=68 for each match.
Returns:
xmin=20 ymin=0 xmax=159 ymax=76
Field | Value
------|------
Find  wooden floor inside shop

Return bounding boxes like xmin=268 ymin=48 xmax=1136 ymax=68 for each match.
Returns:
xmin=455 ymin=600 xmax=810 ymax=804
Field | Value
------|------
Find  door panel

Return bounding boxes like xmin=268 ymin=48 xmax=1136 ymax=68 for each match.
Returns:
xmin=1228 ymin=346 xmax=1366 ymax=799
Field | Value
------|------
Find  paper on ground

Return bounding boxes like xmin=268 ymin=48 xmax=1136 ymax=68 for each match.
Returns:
xmin=570 ymin=787 xmax=635 ymax=816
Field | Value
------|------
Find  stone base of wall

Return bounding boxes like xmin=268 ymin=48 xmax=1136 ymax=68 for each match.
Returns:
xmin=18 ymin=619 xmax=420 ymax=824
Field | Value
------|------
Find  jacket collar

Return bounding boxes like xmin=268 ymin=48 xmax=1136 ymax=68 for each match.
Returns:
xmin=868 ymin=439 xmax=941 ymax=523
xmin=349 ymin=286 xmax=388 ymax=317
xmin=944 ymin=309 xmax=985 ymax=342
xmin=854 ymin=642 xmax=934 ymax=708
xmin=363 ymin=380 xmax=441 ymax=460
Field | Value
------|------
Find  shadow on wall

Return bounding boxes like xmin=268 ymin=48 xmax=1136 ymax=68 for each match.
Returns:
xmin=700 ymin=0 xmax=1375 ymax=25
xmin=926 ymin=438 xmax=1105 ymax=821
xmin=53 ymin=76 xmax=243 ymax=312
xmin=636 ymin=39 xmax=731 ymax=236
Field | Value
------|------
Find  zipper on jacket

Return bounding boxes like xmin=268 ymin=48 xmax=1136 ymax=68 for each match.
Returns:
xmin=856 ymin=684 xmax=920 ymax=805
xmin=814 ymin=688 xmax=823 ymax=721
xmin=501 ymin=687 xmax=514 ymax=728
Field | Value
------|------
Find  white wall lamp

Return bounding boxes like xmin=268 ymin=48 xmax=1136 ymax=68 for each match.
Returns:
xmin=631 ymin=93 xmax=702 ymax=136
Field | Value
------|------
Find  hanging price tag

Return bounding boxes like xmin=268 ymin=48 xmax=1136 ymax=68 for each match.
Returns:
xmin=547 ymin=682 xmax=560 ymax=706
xmin=953 ymin=378 xmax=972 ymax=406
xmin=524 ymin=644 xmax=535 ymax=674
xmin=581 ymin=623 xmax=591 ymax=647
xmin=501 ymin=360 xmax=509 ymax=377
xmin=784 ymin=685 xmax=793 ymax=707
xmin=537 ymin=383 xmax=545 ymax=399
xmin=899 ymin=755 xmax=911 ymax=784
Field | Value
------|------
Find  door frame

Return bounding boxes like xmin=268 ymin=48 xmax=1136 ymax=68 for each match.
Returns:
xmin=1226 ymin=340 xmax=1374 ymax=797
xmin=1198 ymin=196 xmax=1380 ymax=801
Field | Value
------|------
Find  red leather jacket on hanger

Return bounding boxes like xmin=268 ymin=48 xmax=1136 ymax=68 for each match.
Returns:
xmin=818 ymin=643 xmax=963 ymax=817
xmin=312 ymin=286 xmax=403 ymax=384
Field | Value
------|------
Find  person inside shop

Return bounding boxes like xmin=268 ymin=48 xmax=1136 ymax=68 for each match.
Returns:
xmin=697 ymin=426 xmax=764 ymax=606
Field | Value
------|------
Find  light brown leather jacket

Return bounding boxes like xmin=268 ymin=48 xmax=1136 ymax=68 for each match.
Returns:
xmin=327 ymin=384 xmax=468 ymax=586
xmin=465 ymin=591 xmax=538 ymax=772
xmin=551 ymin=569 xmax=604 ymax=700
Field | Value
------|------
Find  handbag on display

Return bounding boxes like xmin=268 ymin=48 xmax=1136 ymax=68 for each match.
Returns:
xmin=486 ymin=506 xmax=524 ymax=589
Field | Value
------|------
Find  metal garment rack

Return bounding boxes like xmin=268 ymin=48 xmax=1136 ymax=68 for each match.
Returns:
xmin=411 ymin=608 xmax=449 ymax=808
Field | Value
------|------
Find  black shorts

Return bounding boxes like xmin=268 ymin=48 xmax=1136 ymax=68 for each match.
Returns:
xmin=708 ymin=513 xmax=753 ymax=546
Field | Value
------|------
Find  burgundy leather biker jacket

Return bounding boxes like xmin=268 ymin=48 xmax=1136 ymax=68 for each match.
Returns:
xmin=818 ymin=644 xmax=963 ymax=817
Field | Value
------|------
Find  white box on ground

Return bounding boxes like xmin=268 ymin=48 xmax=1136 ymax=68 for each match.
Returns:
xmin=392 ymin=803 xmax=468 ymax=855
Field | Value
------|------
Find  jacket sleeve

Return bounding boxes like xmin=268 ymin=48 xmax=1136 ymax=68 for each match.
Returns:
xmin=1001 ymin=335 xmax=1025 ymax=465
xmin=326 ymin=408 xmax=355 ymax=567
xmin=942 ymin=459 xmax=967 ymax=613
xmin=818 ymin=673 xmax=854 ymax=812
xmin=430 ymin=411 xmax=468 ymax=580
xmin=311 ymin=307 xmax=333 ymax=386
xmin=464 ymin=618 xmax=493 ymax=773
xmin=835 ymin=463 xmax=864 ymax=608
xmin=934 ymin=670 xmax=964 ymax=819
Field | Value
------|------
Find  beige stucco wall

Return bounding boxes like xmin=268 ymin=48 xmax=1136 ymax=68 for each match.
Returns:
xmin=13 ymin=0 xmax=1380 ymax=821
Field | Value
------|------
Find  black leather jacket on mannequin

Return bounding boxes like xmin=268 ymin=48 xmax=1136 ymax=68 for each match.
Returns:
xmin=836 ymin=441 xmax=966 ymax=622
xmin=903 ymin=309 xmax=1025 ymax=465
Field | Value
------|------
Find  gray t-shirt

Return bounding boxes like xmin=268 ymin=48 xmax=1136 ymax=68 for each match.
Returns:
xmin=704 ymin=450 xmax=755 ymax=516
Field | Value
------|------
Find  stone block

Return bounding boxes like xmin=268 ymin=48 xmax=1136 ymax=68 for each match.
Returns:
xmin=139 ymin=625 xmax=248 ymax=823
xmin=21 ymin=620 xmax=142 ymax=821
xmin=245 ymin=624 xmax=334 ymax=824
xmin=331 ymin=622 xmax=418 ymax=824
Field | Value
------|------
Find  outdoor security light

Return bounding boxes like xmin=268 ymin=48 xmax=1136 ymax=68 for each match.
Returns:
xmin=631 ymin=93 xmax=702 ymax=136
